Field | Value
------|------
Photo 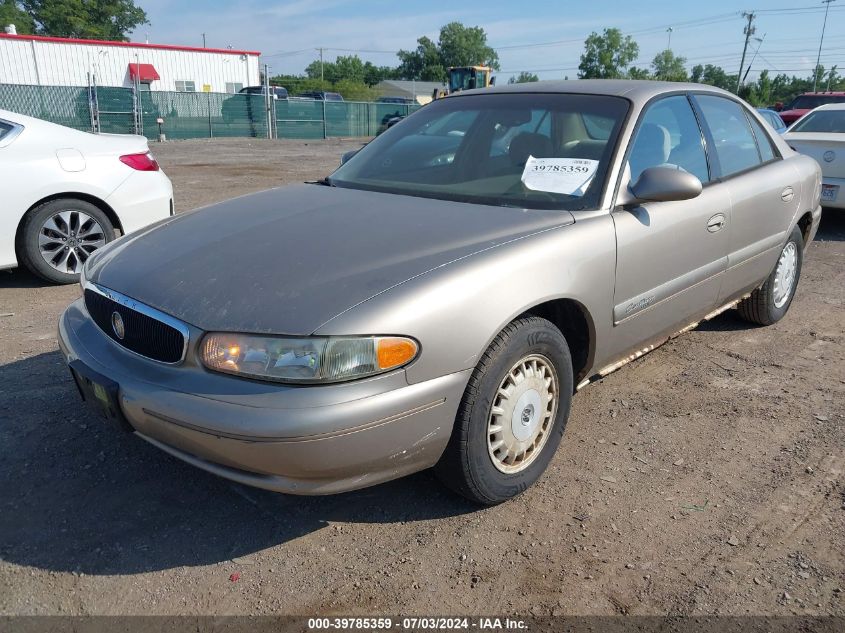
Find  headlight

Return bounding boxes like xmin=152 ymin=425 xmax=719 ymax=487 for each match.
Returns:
xmin=200 ymin=333 xmax=419 ymax=384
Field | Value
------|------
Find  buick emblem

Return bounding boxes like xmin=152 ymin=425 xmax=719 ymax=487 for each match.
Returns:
xmin=111 ymin=311 xmax=125 ymax=340
xmin=823 ymin=150 xmax=835 ymax=163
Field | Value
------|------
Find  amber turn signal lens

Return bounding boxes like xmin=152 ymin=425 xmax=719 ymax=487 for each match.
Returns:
xmin=376 ymin=337 xmax=418 ymax=370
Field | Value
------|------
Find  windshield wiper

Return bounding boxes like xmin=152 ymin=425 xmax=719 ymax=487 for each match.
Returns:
xmin=311 ymin=176 xmax=335 ymax=187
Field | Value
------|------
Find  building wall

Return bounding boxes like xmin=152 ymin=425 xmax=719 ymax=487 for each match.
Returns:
xmin=0 ymin=36 xmax=260 ymax=92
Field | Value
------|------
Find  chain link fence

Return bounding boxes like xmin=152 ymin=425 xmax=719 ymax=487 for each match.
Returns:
xmin=0 ymin=83 xmax=420 ymax=141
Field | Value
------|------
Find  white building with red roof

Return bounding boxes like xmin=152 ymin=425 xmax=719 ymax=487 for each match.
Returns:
xmin=0 ymin=29 xmax=261 ymax=93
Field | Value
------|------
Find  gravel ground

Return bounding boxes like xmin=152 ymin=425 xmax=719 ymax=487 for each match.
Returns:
xmin=0 ymin=138 xmax=843 ymax=617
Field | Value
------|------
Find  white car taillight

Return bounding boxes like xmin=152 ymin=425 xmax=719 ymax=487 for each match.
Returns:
xmin=119 ymin=152 xmax=160 ymax=171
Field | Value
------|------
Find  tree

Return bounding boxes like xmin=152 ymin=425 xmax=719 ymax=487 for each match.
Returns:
xmin=628 ymin=67 xmax=651 ymax=80
xmin=397 ymin=36 xmax=445 ymax=81
xmin=508 ymin=71 xmax=538 ymax=84
xmin=397 ymin=22 xmax=499 ymax=81
xmin=437 ymin=22 xmax=499 ymax=70
xmin=651 ymin=49 xmax=687 ymax=82
xmin=19 ymin=0 xmax=148 ymax=40
xmin=578 ymin=28 xmax=639 ymax=79
xmin=690 ymin=63 xmax=735 ymax=91
xmin=0 ymin=0 xmax=34 ymax=33
xmin=305 ymin=55 xmax=397 ymax=87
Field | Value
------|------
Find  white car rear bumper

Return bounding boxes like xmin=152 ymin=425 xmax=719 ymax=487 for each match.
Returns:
xmin=106 ymin=169 xmax=173 ymax=234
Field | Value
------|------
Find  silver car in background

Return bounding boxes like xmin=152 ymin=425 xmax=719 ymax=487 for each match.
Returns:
xmin=59 ymin=81 xmax=821 ymax=505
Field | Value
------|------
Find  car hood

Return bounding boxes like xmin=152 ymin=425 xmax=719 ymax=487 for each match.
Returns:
xmin=88 ymin=184 xmax=575 ymax=334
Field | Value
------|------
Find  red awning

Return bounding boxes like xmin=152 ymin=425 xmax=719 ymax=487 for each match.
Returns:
xmin=128 ymin=63 xmax=160 ymax=82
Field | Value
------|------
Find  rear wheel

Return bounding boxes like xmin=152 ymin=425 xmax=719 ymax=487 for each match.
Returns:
xmin=435 ymin=316 xmax=573 ymax=505
xmin=17 ymin=199 xmax=115 ymax=284
xmin=737 ymin=224 xmax=803 ymax=326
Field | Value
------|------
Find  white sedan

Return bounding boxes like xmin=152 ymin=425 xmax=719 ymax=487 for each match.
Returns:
xmin=784 ymin=103 xmax=845 ymax=209
xmin=0 ymin=109 xmax=173 ymax=284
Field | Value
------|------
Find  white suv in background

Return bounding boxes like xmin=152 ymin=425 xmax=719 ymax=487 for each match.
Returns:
xmin=0 ymin=109 xmax=173 ymax=284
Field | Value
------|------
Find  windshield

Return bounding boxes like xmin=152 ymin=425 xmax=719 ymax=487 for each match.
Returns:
xmin=450 ymin=69 xmax=477 ymax=92
xmin=791 ymin=109 xmax=845 ymax=133
xmin=330 ymin=93 xmax=629 ymax=211
xmin=788 ymin=95 xmax=845 ymax=110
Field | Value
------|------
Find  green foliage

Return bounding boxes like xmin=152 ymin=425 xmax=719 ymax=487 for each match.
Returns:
xmin=332 ymin=79 xmax=379 ymax=101
xmin=19 ymin=0 xmax=148 ymax=40
xmin=270 ymin=74 xmax=379 ymax=102
xmin=628 ymin=67 xmax=651 ymax=80
xmin=651 ymin=50 xmax=687 ymax=82
xmin=397 ymin=23 xmax=499 ymax=81
xmin=0 ymin=0 xmax=34 ymax=33
xmin=508 ymin=71 xmax=538 ymax=84
xmin=305 ymin=55 xmax=397 ymax=86
xmin=689 ymin=64 xmax=736 ymax=91
xmin=578 ymin=28 xmax=639 ymax=79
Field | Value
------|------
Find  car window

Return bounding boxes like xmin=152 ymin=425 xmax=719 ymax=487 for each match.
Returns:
xmin=331 ymin=93 xmax=629 ymax=211
xmin=767 ymin=111 xmax=784 ymax=129
xmin=789 ymin=95 xmax=845 ymax=110
xmin=627 ymin=95 xmax=709 ymax=183
xmin=489 ymin=109 xmax=551 ymax=157
xmin=747 ymin=114 xmax=777 ymax=162
xmin=696 ymin=95 xmax=762 ymax=178
xmin=0 ymin=121 xmax=12 ymax=140
xmin=790 ymin=109 xmax=845 ymax=133
xmin=583 ymin=113 xmax=614 ymax=140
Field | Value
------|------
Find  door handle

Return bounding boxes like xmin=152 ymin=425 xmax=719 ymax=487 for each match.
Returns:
xmin=707 ymin=213 xmax=726 ymax=233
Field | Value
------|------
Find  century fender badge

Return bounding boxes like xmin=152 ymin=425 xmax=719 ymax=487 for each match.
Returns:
xmin=111 ymin=311 xmax=126 ymax=340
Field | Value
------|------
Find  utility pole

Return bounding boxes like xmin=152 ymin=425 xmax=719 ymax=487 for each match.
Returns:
xmin=813 ymin=0 xmax=836 ymax=92
xmin=736 ymin=11 xmax=756 ymax=94
xmin=318 ymin=47 xmax=324 ymax=84
xmin=202 ymin=32 xmax=206 ymax=48
xmin=666 ymin=27 xmax=673 ymax=51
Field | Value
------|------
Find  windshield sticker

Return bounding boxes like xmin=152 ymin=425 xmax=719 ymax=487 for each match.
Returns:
xmin=521 ymin=156 xmax=599 ymax=196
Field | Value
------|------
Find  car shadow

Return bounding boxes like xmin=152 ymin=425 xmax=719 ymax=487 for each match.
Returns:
xmin=816 ymin=208 xmax=845 ymax=242
xmin=0 ymin=267 xmax=58 ymax=289
xmin=0 ymin=351 xmax=476 ymax=576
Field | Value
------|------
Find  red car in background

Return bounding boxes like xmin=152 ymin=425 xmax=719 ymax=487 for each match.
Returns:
xmin=778 ymin=92 xmax=845 ymax=125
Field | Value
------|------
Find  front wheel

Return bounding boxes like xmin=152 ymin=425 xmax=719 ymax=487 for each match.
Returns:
xmin=435 ymin=316 xmax=573 ymax=505
xmin=737 ymin=224 xmax=803 ymax=326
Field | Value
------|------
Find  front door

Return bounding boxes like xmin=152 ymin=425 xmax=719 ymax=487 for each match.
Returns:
xmin=611 ymin=94 xmax=730 ymax=357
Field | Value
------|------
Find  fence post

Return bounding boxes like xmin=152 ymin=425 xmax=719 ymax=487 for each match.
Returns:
xmin=207 ymin=90 xmax=213 ymax=138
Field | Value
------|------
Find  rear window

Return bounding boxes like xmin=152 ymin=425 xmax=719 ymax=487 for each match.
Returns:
xmin=790 ymin=109 xmax=845 ymax=133
xmin=789 ymin=94 xmax=845 ymax=110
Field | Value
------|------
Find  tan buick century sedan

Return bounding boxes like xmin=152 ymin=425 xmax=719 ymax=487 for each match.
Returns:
xmin=59 ymin=81 xmax=822 ymax=504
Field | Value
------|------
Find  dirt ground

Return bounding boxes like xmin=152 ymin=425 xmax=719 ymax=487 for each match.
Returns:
xmin=0 ymin=138 xmax=842 ymax=617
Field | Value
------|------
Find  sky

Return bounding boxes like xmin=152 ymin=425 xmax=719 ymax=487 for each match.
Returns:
xmin=129 ymin=0 xmax=845 ymax=82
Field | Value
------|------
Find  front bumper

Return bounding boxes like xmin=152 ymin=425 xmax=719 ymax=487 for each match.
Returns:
xmin=58 ymin=298 xmax=469 ymax=495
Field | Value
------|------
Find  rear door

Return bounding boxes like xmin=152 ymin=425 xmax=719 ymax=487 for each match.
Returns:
xmin=692 ymin=94 xmax=801 ymax=301
xmin=611 ymin=94 xmax=731 ymax=356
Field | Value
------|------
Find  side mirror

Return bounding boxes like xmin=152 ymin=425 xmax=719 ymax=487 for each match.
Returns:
xmin=340 ymin=149 xmax=360 ymax=165
xmin=629 ymin=166 xmax=702 ymax=203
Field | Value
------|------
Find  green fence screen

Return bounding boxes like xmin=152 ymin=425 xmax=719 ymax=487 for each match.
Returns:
xmin=0 ymin=83 xmax=421 ymax=141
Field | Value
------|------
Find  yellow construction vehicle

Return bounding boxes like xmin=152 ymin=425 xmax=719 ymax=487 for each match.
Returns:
xmin=432 ymin=65 xmax=495 ymax=99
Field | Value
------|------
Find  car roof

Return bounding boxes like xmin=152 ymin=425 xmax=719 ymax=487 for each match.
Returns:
xmin=461 ymin=79 xmax=736 ymax=103
xmin=810 ymin=102 xmax=845 ymax=111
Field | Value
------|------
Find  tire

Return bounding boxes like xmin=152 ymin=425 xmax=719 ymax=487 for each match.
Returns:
xmin=17 ymin=198 xmax=115 ymax=285
xmin=737 ymin=224 xmax=803 ymax=326
xmin=435 ymin=316 xmax=573 ymax=505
